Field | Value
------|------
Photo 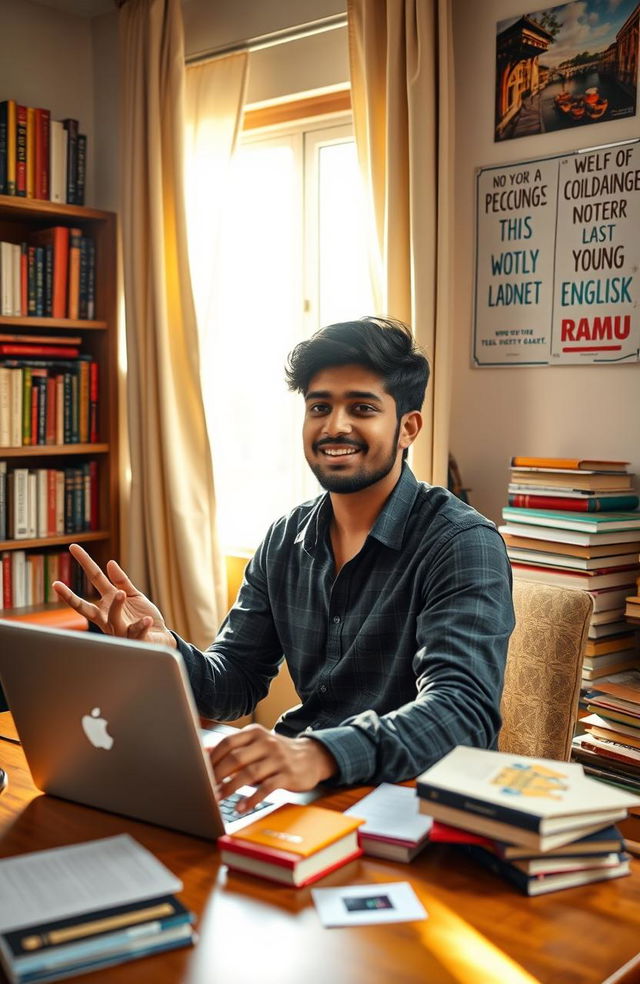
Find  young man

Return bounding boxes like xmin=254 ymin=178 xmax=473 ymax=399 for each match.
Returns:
xmin=54 ymin=318 xmax=514 ymax=813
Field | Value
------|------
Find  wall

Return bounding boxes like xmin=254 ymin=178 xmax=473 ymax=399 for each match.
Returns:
xmin=451 ymin=0 xmax=640 ymax=525
xmin=0 ymin=0 xmax=95 ymax=203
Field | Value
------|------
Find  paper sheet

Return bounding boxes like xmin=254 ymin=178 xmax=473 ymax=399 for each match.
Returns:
xmin=345 ymin=783 xmax=432 ymax=841
xmin=311 ymin=881 xmax=428 ymax=927
xmin=0 ymin=834 xmax=181 ymax=933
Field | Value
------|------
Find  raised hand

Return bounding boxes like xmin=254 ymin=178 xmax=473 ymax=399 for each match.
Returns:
xmin=52 ymin=543 xmax=176 ymax=648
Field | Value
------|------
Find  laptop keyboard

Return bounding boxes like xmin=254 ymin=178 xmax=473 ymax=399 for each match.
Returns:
xmin=219 ymin=791 xmax=275 ymax=823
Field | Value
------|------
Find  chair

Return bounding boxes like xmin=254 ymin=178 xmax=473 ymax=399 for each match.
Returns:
xmin=498 ymin=580 xmax=593 ymax=761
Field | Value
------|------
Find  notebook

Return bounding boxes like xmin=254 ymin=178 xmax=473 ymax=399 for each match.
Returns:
xmin=0 ymin=619 xmax=319 ymax=839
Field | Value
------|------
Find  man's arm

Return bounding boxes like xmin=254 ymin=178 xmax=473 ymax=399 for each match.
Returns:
xmin=305 ymin=524 xmax=515 ymax=786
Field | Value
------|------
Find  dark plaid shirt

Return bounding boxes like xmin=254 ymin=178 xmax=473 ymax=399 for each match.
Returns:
xmin=176 ymin=465 xmax=515 ymax=785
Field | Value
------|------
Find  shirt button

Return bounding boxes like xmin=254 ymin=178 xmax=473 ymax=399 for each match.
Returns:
xmin=320 ymin=685 xmax=327 ymax=693
xmin=333 ymin=615 xmax=341 ymax=624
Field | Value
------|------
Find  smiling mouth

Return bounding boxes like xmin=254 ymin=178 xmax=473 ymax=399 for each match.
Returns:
xmin=319 ymin=447 xmax=361 ymax=457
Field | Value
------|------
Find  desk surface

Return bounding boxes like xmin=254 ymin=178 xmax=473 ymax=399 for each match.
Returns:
xmin=1 ymin=715 xmax=640 ymax=984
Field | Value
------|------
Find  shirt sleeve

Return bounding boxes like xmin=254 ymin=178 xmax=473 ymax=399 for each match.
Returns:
xmin=307 ymin=523 xmax=515 ymax=786
xmin=174 ymin=535 xmax=285 ymax=720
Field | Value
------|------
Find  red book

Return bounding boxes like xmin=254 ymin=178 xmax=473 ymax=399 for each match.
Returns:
xmin=58 ymin=549 xmax=71 ymax=587
xmin=508 ymin=493 xmax=639 ymax=512
xmin=0 ymin=345 xmax=80 ymax=357
xmin=2 ymin=553 xmax=12 ymax=608
xmin=89 ymin=360 xmax=99 ymax=442
xmin=29 ymin=226 xmax=69 ymax=319
xmin=34 ymin=107 xmax=50 ymax=200
xmin=67 ymin=227 xmax=82 ymax=319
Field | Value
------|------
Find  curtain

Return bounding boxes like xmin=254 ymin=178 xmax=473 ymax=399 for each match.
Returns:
xmin=118 ymin=0 xmax=226 ymax=648
xmin=347 ymin=0 xmax=454 ymax=486
xmin=184 ymin=54 xmax=249 ymax=339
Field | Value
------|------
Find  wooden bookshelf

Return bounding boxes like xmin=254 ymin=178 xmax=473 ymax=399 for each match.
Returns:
xmin=0 ymin=194 xmax=119 ymax=620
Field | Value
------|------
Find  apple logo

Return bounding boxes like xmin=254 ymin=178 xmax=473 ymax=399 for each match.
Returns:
xmin=81 ymin=707 xmax=114 ymax=750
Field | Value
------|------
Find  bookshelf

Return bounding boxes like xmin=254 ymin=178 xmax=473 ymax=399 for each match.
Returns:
xmin=0 ymin=194 xmax=119 ymax=621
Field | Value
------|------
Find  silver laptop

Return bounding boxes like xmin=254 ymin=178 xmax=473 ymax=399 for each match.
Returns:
xmin=0 ymin=619 xmax=318 ymax=840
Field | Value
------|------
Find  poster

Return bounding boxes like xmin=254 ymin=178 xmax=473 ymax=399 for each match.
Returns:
xmin=473 ymin=139 xmax=640 ymax=366
xmin=495 ymin=1 xmax=639 ymax=142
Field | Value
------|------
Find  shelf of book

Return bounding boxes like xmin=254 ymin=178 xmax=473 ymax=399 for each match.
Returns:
xmin=0 ymin=194 xmax=118 ymax=623
xmin=0 ymin=316 xmax=106 ymax=330
xmin=0 ymin=530 xmax=109 ymax=552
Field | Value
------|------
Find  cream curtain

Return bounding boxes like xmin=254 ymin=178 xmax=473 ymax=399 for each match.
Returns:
xmin=184 ymin=54 xmax=249 ymax=339
xmin=347 ymin=0 xmax=454 ymax=486
xmin=118 ymin=0 xmax=226 ymax=648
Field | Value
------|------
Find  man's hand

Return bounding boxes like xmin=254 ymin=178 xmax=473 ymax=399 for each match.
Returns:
xmin=52 ymin=543 xmax=175 ymax=648
xmin=209 ymin=724 xmax=337 ymax=812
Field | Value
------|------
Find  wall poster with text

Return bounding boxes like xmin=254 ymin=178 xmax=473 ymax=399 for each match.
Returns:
xmin=472 ymin=139 xmax=640 ymax=366
xmin=495 ymin=1 xmax=639 ymax=143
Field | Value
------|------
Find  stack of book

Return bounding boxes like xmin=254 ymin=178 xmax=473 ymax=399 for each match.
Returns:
xmin=416 ymin=746 xmax=639 ymax=896
xmin=0 ymin=99 xmax=86 ymax=204
xmin=345 ymin=782 xmax=433 ymax=862
xmin=573 ymin=672 xmax=640 ymax=795
xmin=0 ymin=835 xmax=195 ymax=984
xmin=218 ymin=803 xmax=363 ymax=887
xmin=500 ymin=456 xmax=640 ymax=683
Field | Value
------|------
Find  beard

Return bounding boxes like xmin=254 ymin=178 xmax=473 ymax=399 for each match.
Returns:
xmin=307 ymin=421 xmax=401 ymax=494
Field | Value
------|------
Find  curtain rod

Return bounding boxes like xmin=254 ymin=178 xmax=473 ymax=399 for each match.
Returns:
xmin=185 ymin=12 xmax=348 ymax=66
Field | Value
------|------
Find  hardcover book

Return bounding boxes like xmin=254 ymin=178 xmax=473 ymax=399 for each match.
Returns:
xmin=416 ymin=746 xmax=640 ymax=851
xmin=344 ymin=783 xmax=432 ymax=862
xmin=428 ymin=819 xmax=625 ymax=860
xmin=510 ymin=457 xmax=629 ymax=472
xmin=502 ymin=508 xmax=640 ymax=533
xmin=463 ymin=843 xmax=630 ymax=896
xmin=218 ymin=803 xmax=363 ymax=887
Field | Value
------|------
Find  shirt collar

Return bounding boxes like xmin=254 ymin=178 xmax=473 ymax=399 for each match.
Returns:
xmin=296 ymin=464 xmax=421 ymax=555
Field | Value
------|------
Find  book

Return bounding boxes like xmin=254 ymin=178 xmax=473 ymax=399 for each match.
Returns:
xmin=507 ymin=493 xmax=639 ymax=512
xmin=502 ymin=535 xmax=640 ymax=558
xmin=584 ymin=634 xmax=638 ymax=657
xmin=415 ymin=746 xmax=640 ymax=851
xmin=510 ymin=563 xmax=639 ymax=591
xmin=344 ymin=783 xmax=432 ymax=862
xmin=49 ymin=120 xmax=66 ymax=205
xmin=34 ymin=107 xmax=50 ymax=201
xmin=0 ymin=896 xmax=193 ymax=983
xmin=510 ymin=457 xmax=629 ymax=472
xmin=67 ymin=227 xmax=82 ymax=320
xmin=76 ymin=133 xmax=86 ymax=206
xmin=463 ymin=843 xmax=630 ymax=896
xmin=509 ymin=469 xmax=633 ymax=491
xmin=62 ymin=118 xmax=78 ymax=205
xmin=590 ymin=620 xmax=634 ymax=640
xmin=502 ymin=508 xmax=640 ymax=533
xmin=428 ymin=819 xmax=625 ymax=859
xmin=15 ymin=105 xmax=27 ymax=198
xmin=0 ymin=101 xmax=8 ymax=195
xmin=217 ymin=803 xmax=363 ymax=887
xmin=506 ymin=548 xmax=640 ymax=571
xmin=0 ymin=345 xmax=80 ymax=358
xmin=29 ymin=227 xmax=69 ymax=320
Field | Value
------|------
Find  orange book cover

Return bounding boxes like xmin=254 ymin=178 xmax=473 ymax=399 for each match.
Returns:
xmin=510 ymin=456 xmax=629 ymax=472
xmin=225 ymin=803 xmax=363 ymax=858
xmin=584 ymin=633 xmax=637 ymax=657
xmin=29 ymin=226 xmax=69 ymax=319
xmin=67 ymin=226 xmax=82 ymax=319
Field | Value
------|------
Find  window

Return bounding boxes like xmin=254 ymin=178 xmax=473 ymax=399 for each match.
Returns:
xmin=199 ymin=115 xmax=375 ymax=551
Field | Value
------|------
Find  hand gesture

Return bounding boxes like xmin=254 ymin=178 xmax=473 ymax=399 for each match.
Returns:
xmin=52 ymin=543 xmax=176 ymax=648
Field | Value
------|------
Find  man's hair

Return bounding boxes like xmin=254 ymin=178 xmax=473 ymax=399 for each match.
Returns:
xmin=285 ymin=317 xmax=430 ymax=417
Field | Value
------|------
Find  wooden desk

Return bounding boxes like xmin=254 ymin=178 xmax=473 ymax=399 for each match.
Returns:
xmin=1 ymin=718 xmax=640 ymax=984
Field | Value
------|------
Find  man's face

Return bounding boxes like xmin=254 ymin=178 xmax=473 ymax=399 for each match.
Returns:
xmin=303 ymin=364 xmax=407 ymax=494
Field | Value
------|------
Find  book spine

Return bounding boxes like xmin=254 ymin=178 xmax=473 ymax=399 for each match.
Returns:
xmin=508 ymin=494 xmax=640 ymax=512
xmin=20 ymin=242 xmax=27 ymax=317
xmin=63 ymin=118 xmax=79 ymax=205
xmin=67 ymin=227 xmax=82 ymax=319
xmin=86 ymin=238 xmax=96 ymax=319
xmin=15 ymin=105 xmax=27 ymax=197
xmin=52 ymin=226 xmax=70 ymax=319
xmin=0 ymin=345 xmax=80 ymax=357
xmin=78 ymin=358 xmax=89 ymax=443
xmin=0 ymin=463 xmax=6 ymax=541
xmin=27 ymin=245 xmax=36 ymax=315
xmin=21 ymin=368 xmax=32 ymax=446
xmin=0 ymin=101 xmax=7 ymax=195
xmin=50 ymin=119 xmax=67 ymax=204
xmin=35 ymin=107 xmax=50 ymax=200
xmin=89 ymin=360 xmax=98 ymax=442
xmin=34 ymin=245 xmax=45 ymax=317
xmin=78 ymin=236 xmax=89 ymax=319
xmin=76 ymin=133 xmax=86 ymax=206
xmin=44 ymin=242 xmax=53 ymax=316
xmin=26 ymin=106 xmax=35 ymax=199
xmin=2 ymin=552 xmax=11 ymax=608
xmin=89 ymin=459 xmax=99 ymax=530
xmin=5 ymin=99 xmax=16 ymax=196
xmin=415 ymin=781 xmax=542 ymax=832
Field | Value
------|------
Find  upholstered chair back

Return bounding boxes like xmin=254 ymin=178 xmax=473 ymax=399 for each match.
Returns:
xmin=498 ymin=580 xmax=593 ymax=761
